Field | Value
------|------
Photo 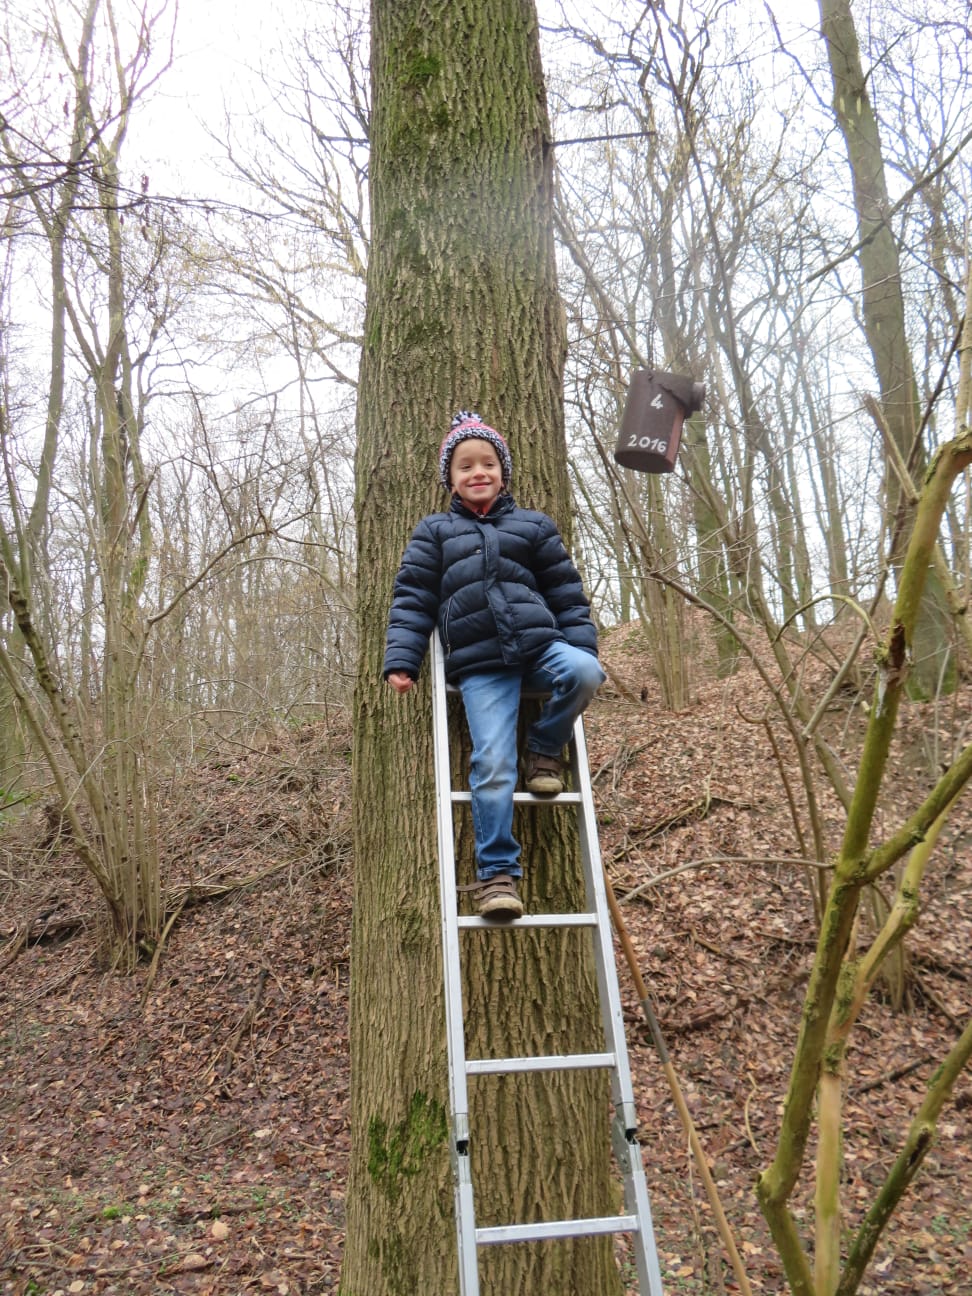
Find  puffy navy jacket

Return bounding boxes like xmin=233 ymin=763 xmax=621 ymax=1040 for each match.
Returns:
xmin=383 ymin=493 xmax=599 ymax=684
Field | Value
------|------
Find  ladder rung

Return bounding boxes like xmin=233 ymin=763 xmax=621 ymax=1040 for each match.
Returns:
xmin=457 ymin=912 xmax=597 ymax=929
xmin=466 ymin=1051 xmax=615 ymax=1076
xmin=450 ymin=790 xmax=582 ymax=804
xmin=477 ymin=1214 xmax=639 ymax=1245
xmin=446 ymin=687 xmax=552 ymax=701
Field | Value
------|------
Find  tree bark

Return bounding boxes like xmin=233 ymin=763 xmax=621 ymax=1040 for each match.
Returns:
xmin=819 ymin=0 xmax=955 ymax=699
xmin=343 ymin=4 xmax=623 ymax=1293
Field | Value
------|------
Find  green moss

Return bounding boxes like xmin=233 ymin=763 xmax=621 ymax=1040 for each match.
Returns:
xmin=368 ymin=1229 xmax=413 ymax=1294
xmin=428 ymin=103 xmax=451 ymax=132
xmin=402 ymin=52 xmax=441 ymax=87
xmin=382 ymin=28 xmax=449 ymax=167
xmin=365 ymin=312 xmax=381 ymax=355
xmin=822 ymin=1040 xmax=845 ymax=1075
xmin=384 ymin=205 xmax=432 ymax=276
xmin=404 ymin=317 xmax=447 ymax=355
xmin=367 ymin=1090 xmax=448 ymax=1204
xmin=398 ymin=903 xmax=426 ymax=950
xmin=834 ymin=958 xmax=857 ymax=1016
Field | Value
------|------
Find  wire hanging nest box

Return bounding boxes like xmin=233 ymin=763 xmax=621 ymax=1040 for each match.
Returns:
xmin=615 ymin=369 xmax=706 ymax=474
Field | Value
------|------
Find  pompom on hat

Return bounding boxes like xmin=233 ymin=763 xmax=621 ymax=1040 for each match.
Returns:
xmin=438 ymin=410 xmax=512 ymax=490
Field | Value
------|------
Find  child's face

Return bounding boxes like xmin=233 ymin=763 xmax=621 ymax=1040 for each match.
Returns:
xmin=449 ymin=439 xmax=503 ymax=509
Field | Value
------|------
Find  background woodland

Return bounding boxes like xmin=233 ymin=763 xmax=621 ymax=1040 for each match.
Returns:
xmin=2 ymin=2 xmax=971 ymax=1294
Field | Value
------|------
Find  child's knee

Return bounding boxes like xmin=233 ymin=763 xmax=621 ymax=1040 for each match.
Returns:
xmin=575 ymin=654 xmax=606 ymax=698
xmin=471 ymin=748 xmax=517 ymax=788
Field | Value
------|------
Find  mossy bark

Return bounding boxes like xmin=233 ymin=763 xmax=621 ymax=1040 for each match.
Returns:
xmin=343 ymin=4 xmax=622 ymax=1293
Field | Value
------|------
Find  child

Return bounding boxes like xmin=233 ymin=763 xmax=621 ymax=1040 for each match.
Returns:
xmin=384 ymin=410 xmax=605 ymax=919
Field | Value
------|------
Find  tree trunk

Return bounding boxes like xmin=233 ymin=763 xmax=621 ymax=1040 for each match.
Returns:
xmin=343 ymin=3 xmax=623 ymax=1293
xmin=682 ymin=416 xmax=738 ymax=676
xmin=819 ymin=0 xmax=955 ymax=699
xmin=0 ymin=0 xmax=167 ymax=969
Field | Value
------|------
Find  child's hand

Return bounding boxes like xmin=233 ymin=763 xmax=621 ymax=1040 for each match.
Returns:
xmin=387 ymin=671 xmax=415 ymax=694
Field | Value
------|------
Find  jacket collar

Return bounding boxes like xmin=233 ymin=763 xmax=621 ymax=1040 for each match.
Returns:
xmin=449 ymin=492 xmax=516 ymax=521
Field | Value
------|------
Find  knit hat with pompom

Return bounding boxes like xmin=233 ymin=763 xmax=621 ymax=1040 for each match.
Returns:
xmin=438 ymin=410 xmax=512 ymax=490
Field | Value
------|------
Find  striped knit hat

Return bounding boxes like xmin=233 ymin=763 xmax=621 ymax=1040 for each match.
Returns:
xmin=438 ymin=410 xmax=513 ymax=490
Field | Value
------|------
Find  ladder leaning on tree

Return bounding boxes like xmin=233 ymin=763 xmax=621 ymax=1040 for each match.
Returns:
xmin=430 ymin=632 xmax=665 ymax=1296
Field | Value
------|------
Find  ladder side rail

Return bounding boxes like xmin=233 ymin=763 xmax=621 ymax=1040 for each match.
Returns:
xmin=432 ymin=636 xmax=664 ymax=1294
xmin=571 ymin=713 xmax=667 ymax=1296
xmin=570 ymin=714 xmax=638 ymax=1124
xmin=431 ymin=633 xmax=471 ymax=1123
xmin=430 ymin=633 xmax=480 ymax=1294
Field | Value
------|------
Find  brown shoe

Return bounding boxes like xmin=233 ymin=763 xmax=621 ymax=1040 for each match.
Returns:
xmin=476 ymin=874 xmax=524 ymax=919
xmin=523 ymin=750 xmax=564 ymax=795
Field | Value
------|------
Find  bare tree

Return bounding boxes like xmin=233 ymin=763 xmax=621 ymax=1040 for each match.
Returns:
xmin=343 ymin=1 xmax=626 ymax=1291
xmin=0 ymin=0 xmax=180 ymax=965
xmin=818 ymin=0 xmax=963 ymax=700
xmin=541 ymin=2 xmax=972 ymax=1290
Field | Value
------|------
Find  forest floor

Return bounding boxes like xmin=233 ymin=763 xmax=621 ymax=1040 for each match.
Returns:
xmin=1 ymin=619 xmax=971 ymax=1295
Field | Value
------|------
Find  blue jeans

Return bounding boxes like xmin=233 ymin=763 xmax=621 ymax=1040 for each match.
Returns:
xmin=458 ymin=642 xmax=606 ymax=880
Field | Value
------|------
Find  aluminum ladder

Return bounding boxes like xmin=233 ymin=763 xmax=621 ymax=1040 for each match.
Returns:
xmin=430 ymin=634 xmax=664 ymax=1295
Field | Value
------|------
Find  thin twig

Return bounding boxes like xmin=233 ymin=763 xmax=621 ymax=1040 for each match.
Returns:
xmin=619 ymin=854 xmax=832 ymax=904
xmin=139 ymin=895 xmax=187 ymax=1010
xmin=743 ymin=1073 xmax=761 ymax=1156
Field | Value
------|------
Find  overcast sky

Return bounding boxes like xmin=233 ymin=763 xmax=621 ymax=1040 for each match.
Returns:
xmin=134 ymin=0 xmax=297 ymax=196
xmin=134 ymin=0 xmax=812 ymax=201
